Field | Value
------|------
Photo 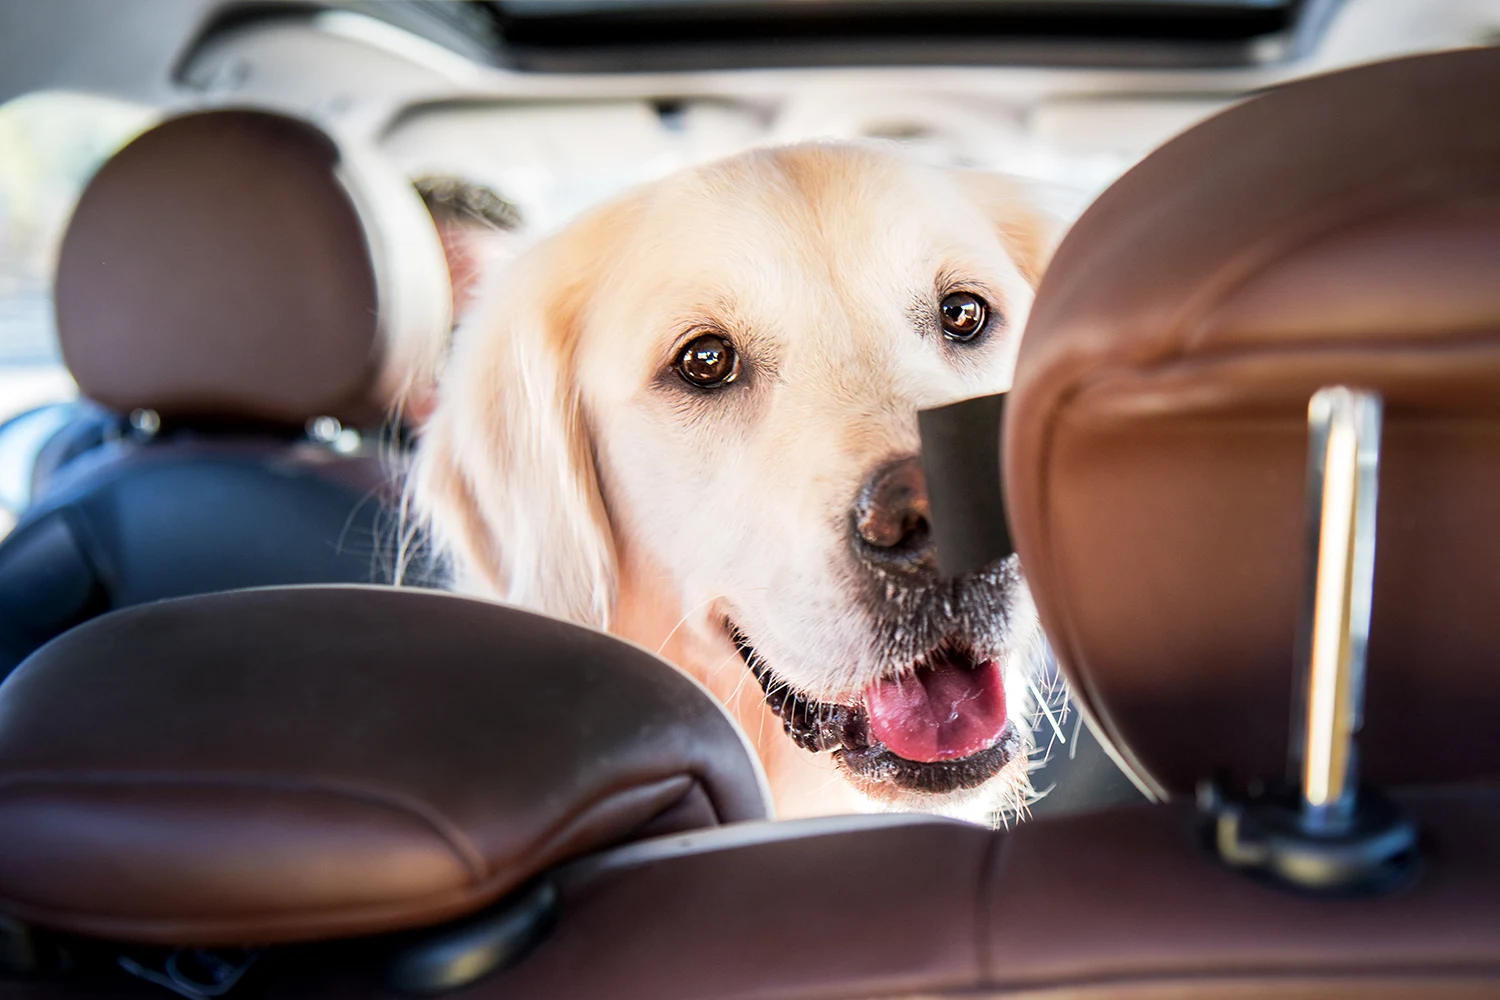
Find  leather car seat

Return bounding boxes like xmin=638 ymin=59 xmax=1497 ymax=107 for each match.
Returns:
xmin=0 ymin=109 xmax=450 ymax=676
xmin=0 ymin=587 xmax=771 ymax=993
xmin=0 ymin=45 xmax=1497 ymax=1000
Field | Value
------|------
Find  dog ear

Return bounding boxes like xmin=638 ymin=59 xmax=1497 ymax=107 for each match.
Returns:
xmin=409 ymin=229 xmax=618 ymax=629
xmin=950 ymin=171 xmax=1064 ymax=289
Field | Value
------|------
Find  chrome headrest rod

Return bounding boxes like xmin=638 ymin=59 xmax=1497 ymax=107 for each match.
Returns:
xmin=1293 ymin=387 xmax=1382 ymax=834
xmin=1201 ymin=386 xmax=1417 ymax=894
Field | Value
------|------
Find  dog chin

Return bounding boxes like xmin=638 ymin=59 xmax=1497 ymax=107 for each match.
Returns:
xmin=837 ymin=730 xmax=1032 ymax=822
xmin=845 ymin=753 xmax=1033 ymax=824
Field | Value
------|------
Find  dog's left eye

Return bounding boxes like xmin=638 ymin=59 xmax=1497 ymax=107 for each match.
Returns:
xmin=677 ymin=333 xmax=740 ymax=388
xmin=939 ymin=291 xmax=988 ymax=342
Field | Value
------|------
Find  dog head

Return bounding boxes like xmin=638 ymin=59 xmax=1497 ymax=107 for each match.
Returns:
xmin=414 ymin=143 xmax=1056 ymax=818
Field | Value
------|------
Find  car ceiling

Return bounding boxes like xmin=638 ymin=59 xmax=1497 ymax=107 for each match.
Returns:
xmin=2 ymin=0 xmax=1498 ymax=222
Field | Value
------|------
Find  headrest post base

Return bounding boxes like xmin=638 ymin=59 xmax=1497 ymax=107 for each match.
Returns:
xmin=1201 ymin=779 xmax=1417 ymax=896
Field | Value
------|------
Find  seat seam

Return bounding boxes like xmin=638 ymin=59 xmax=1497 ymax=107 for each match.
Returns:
xmin=974 ymin=827 xmax=1008 ymax=984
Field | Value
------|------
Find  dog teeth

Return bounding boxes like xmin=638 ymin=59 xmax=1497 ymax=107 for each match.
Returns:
xmin=813 ymin=718 xmax=846 ymax=753
xmin=786 ymin=694 xmax=812 ymax=729
xmin=735 ymin=625 xmax=854 ymax=755
xmin=764 ymin=688 xmax=851 ymax=753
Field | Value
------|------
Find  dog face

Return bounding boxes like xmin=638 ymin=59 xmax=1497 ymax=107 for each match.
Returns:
xmin=415 ymin=144 xmax=1054 ymax=819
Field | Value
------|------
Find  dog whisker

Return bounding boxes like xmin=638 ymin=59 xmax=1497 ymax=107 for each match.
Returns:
xmin=723 ymin=657 xmax=758 ymax=706
xmin=655 ymin=593 xmax=729 ymax=655
xmin=1025 ymin=674 xmax=1068 ymax=747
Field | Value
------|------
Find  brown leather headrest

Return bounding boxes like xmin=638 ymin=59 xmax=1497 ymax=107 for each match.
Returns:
xmin=0 ymin=587 xmax=769 ymax=946
xmin=55 ymin=110 xmax=449 ymax=428
xmin=1006 ymin=47 xmax=1500 ymax=800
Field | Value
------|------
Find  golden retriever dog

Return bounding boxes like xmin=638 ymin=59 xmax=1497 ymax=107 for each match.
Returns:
xmin=410 ymin=143 xmax=1055 ymax=823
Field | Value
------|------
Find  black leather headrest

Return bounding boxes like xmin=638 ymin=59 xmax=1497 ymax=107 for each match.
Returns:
xmin=54 ymin=109 xmax=449 ymax=428
xmin=0 ymin=586 xmax=769 ymax=946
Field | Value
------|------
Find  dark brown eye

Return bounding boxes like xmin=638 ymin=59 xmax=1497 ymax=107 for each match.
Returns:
xmin=939 ymin=291 xmax=988 ymax=342
xmin=677 ymin=333 xmax=739 ymax=387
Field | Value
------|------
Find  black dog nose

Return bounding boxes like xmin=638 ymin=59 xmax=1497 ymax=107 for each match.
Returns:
xmin=853 ymin=456 xmax=934 ymax=570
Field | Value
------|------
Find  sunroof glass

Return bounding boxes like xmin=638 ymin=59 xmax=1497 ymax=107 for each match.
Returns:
xmin=499 ymin=0 xmax=1293 ymax=10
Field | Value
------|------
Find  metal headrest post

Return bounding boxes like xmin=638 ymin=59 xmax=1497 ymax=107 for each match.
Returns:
xmin=1292 ymin=387 xmax=1381 ymax=835
xmin=1202 ymin=386 xmax=1418 ymax=894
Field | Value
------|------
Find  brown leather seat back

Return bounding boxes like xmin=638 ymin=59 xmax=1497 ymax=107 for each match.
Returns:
xmin=1005 ymin=46 xmax=1500 ymax=798
xmin=0 ymin=586 xmax=770 ymax=948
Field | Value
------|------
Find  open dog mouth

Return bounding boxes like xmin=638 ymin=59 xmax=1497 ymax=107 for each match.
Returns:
xmin=730 ymin=627 xmax=1020 ymax=796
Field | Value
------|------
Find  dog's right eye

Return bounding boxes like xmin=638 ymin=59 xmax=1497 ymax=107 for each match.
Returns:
xmin=677 ymin=334 xmax=740 ymax=388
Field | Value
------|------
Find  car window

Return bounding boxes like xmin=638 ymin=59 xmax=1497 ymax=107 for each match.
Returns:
xmin=0 ymin=91 xmax=156 ymax=535
xmin=0 ymin=92 xmax=156 ymax=418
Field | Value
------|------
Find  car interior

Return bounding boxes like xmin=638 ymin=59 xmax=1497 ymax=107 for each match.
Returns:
xmin=0 ymin=106 xmax=449 ymax=673
xmin=0 ymin=2 xmax=1498 ymax=998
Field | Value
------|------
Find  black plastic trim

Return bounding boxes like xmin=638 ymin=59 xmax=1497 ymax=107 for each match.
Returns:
xmin=917 ymin=392 xmax=1013 ymax=581
xmin=488 ymin=0 xmax=1302 ymax=72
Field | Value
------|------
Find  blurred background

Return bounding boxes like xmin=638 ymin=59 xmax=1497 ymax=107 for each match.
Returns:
xmin=3 ymin=0 xmax=1499 ymax=436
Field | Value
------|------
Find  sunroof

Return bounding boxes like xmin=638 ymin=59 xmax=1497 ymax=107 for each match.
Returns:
xmin=500 ymin=0 xmax=1293 ymax=10
xmin=484 ymin=0 xmax=1308 ymax=72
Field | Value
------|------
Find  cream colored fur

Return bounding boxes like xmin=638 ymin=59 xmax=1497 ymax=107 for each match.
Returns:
xmin=412 ymin=143 xmax=1056 ymax=821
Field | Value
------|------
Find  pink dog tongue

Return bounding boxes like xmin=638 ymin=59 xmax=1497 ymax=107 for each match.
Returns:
xmin=865 ymin=653 xmax=1007 ymax=763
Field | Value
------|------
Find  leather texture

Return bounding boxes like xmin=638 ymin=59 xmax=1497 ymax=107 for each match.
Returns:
xmin=481 ymin=792 xmax=1500 ymax=1000
xmin=50 ymin=798 xmax=1485 ymax=999
xmin=1005 ymin=46 xmax=1500 ymax=797
xmin=0 ymin=586 xmax=770 ymax=947
xmin=53 ymin=109 xmax=446 ymax=429
xmin=3 ymin=800 xmax=1497 ymax=998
